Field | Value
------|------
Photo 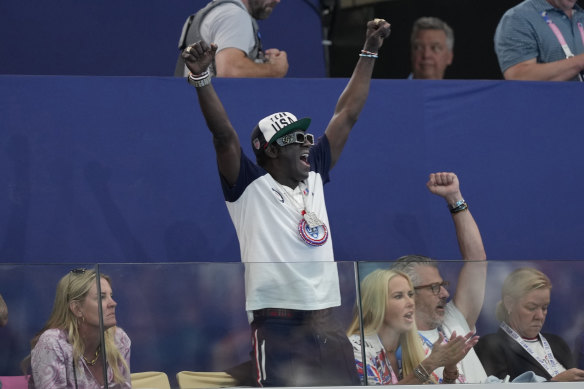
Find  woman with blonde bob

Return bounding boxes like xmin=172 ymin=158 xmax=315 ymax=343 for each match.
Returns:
xmin=24 ymin=268 xmax=131 ymax=388
xmin=347 ymin=269 xmax=477 ymax=385
xmin=475 ymin=267 xmax=584 ymax=382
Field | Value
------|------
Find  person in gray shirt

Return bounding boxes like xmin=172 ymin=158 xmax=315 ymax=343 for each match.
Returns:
xmin=175 ymin=0 xmax=288 ymax=78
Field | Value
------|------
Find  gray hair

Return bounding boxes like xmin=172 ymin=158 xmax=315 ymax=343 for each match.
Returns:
xmin=390 ymin=255 xmax=438 ymax=286
xmin=411 ymin=17 xmax=454 ymax=50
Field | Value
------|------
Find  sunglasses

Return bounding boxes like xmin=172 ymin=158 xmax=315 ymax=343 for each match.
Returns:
xmin=275 ymin=131 xmax=314 ymax=147
xmin=414 ymin=280 xmax=450 ymax=295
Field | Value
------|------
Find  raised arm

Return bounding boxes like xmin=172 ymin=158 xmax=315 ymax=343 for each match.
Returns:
xmin=426 ymin=172 xmax=487 ymax=329
xmin=214 ymin=47 xmax=288 ymax=78
xmin=504 ymin=54 xmax=584 ymax=81
xmin=182 ymin=41 xmax=241 ymax=186
xmin=325 ymin=19 xmax=391 ymax=169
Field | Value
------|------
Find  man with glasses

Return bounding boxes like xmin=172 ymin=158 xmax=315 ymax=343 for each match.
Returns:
xmin=391 ymin=172 xmax=488 ymax=383
xmin=181 ymin=19 xmax=391 ymax=387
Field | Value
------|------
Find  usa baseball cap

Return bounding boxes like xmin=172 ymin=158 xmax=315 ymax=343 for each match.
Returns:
xmin=251 ymin=112 xmax=311 ymax=155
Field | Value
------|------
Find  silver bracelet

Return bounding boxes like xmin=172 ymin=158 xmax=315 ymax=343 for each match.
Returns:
xmin=187 ymin=71 xmax=211 ymax=88
xmin=414 ymin=365 xmax=430 ymax=383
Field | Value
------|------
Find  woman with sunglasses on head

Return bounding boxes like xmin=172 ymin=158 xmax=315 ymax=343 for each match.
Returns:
xmin=347 ymin=269 xmax=479 ymax=385
xmin=475 ymin=267 xmax=584 ymax=382
xmin=23 ymin=269 xmax=131 ymax=388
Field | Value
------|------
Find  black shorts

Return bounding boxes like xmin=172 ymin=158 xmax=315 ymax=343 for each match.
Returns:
xmin=250 ymin=308 xmax=360 ymax=387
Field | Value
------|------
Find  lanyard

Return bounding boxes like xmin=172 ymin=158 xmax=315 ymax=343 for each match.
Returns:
xmin=500 ymin=322 xmax=563 ymax=377
xmin=541 ymin=11 xmax=584 ymax=81
xmin=417 ymin=329 xmax=467 ymax=383
xmin=419 ymin=332 xmax=436 ymax=349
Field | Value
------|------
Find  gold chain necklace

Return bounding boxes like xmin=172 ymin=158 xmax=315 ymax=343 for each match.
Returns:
xmin=83 ymin=345 xmax=101 ymax=366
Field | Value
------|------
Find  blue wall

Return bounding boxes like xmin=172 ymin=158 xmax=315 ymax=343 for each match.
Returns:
xmin=2 ymin=76 xmax=584 ymax=263
xmin=2 ymin=75 xmax=584 ymax=382
xmin=0 ymin=0 xmax=325 ymax=77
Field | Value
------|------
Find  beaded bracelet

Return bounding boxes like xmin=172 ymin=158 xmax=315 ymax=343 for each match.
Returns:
xmin=187 ymin=71 xmax=211 ymax=88
xmin=442 ymin=368 xmax=459 ymax=384
xmin=359 ymin=49 xmax=378 ymax=59
xmin=449 ymin=199 xmax=468 ymax=214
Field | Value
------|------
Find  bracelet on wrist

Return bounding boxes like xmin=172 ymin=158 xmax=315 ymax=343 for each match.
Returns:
xmin=359 ymin=49 xmax=378 ymax=59
xmin=187 ymin=71 xmax=211 ymax=88
xmin=442 ymin=368 xmax=459 ymax=383
xmin=414 ymin=364 xmax=431 ymax=384
xmin=449 ymin=199 xmax=468 ymax=214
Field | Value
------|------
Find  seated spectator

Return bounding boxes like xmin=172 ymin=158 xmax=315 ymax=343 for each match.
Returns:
xmin=494 ymin=0 xmax=584 ymax=81
xmin=174 ymin=0 xmax=288 ymax=78
xmin=347 ymin=269 xmax=478 ymax=384
xmin=409 ymin=17 xmax=454 ymax=79
xmin=0 ymin=293 xmax=7 ymax=327
xmin=475 ymin=267 xmax=584 ymax=381
xmin=23 ymin=269 xmax=131 ymax=388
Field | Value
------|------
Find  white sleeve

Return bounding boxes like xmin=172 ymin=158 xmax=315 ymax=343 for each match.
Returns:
xmin=444 ymin=301 xmax=473 ymax=335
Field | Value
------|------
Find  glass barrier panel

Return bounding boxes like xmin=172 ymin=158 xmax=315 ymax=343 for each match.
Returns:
xmin=355 ymin=259 xmax=584 ymax=385
xmin=2 ymin=260 xmax=583 ymax=388
xmin=94 ymin=261 xmax=360 ymax=387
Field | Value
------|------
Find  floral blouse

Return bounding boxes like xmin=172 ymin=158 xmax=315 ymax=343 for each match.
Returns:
xmin=31 ymin=327 xmax=131 ymax=389
xmin=349 ymin=333 xmax=399 ymax=385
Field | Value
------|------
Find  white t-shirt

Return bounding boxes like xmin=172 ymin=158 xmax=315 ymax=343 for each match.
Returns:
xmin=222 ymin=137 xmax=340 ymax=312
xmin=418 ymin=301 xmax=488 ymax=383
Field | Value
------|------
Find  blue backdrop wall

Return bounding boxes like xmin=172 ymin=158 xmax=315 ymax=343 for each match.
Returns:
xmin=2 ymin=76 xmax=584 ymax=382
xmin=1 ymin=76 xmax=584 ymax=263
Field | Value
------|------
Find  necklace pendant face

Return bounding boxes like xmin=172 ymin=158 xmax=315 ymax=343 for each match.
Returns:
xmin=298 ymin=218 xmax=328 ymax=246
xmin=303 ymin=211 xmax=324 ymax=229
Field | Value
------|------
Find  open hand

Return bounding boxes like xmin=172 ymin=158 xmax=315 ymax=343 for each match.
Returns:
xmin=428 ymin=330 xmax=479 ymax=368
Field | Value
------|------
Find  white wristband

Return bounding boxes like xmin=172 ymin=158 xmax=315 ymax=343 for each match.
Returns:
xmin=187 ymin=71 xmax=211 ymax=88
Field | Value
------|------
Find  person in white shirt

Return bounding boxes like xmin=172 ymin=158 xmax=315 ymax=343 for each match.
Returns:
xmin=392 ymin=172 xmax=488 ymax=383
xmin=181 ymin=18 xmax=391 ymax=387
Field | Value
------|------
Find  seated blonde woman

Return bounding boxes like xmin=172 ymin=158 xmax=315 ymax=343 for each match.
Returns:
xmin=24 ymin=268 xmax=131 ymax=388
xmin=475 ymin=267 xmax=584 ymax=382
xmin=347 ymin=269 xmax=478 ymax=384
